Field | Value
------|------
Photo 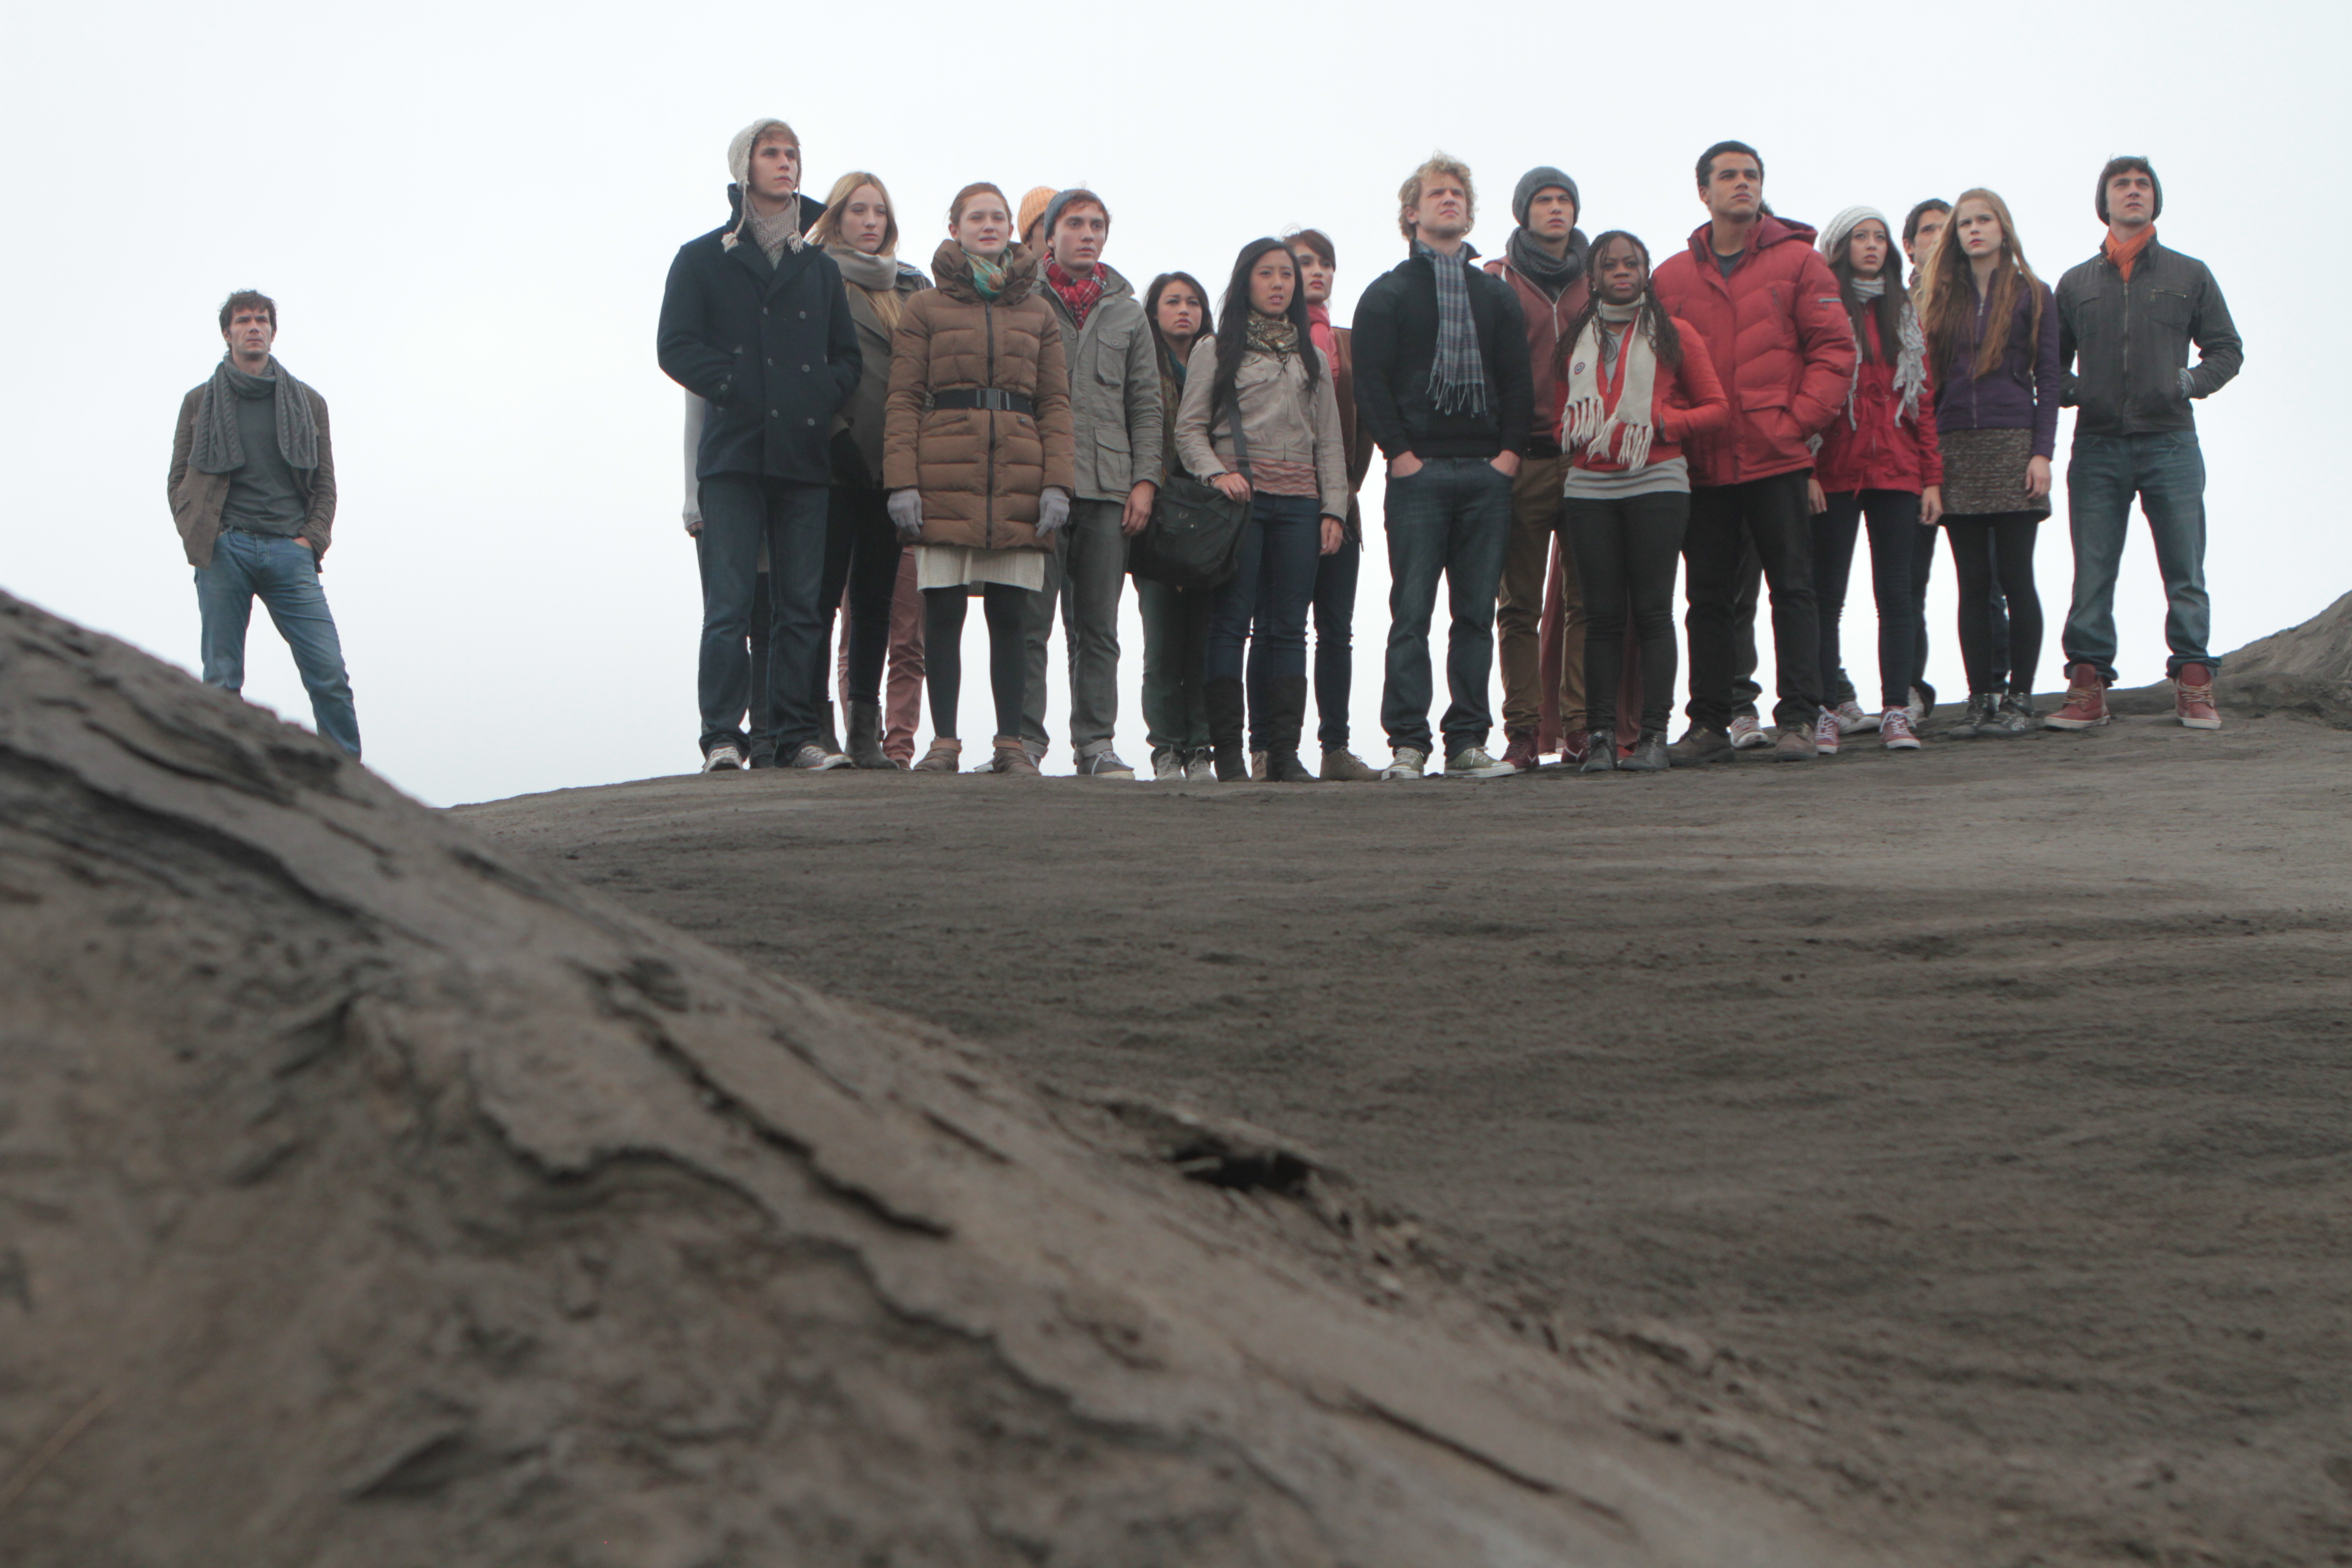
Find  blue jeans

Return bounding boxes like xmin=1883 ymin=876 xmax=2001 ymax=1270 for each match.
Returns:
xmin=194 ymin=529 xmax=360 ymax=757
xmin=1209 ymin=493 xmax=1321 ymax=749
xmin=2063 ymin=430 xmax=2212 ymax=683
xmin=696 ymin=474 xmax=829 ymax=757
xmin=1380 ymin=456 xmax=1514 ymax=754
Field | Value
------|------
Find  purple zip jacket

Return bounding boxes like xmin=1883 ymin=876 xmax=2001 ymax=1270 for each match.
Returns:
xmin=1934 ymin=274 xmax=2061 ymax=459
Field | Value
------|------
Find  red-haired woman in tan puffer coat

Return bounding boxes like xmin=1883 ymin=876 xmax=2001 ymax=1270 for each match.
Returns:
xmin=883 ymin=182 xmax=1076 ymax=775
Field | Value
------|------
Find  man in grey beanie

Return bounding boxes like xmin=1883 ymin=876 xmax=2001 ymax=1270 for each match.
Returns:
xmin=1484 ymin=166 xmax=1592 ymax=768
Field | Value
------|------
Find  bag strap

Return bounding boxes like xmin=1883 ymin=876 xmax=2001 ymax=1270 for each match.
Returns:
xmin=1214 ymin=384 xmax=1253 ymax=483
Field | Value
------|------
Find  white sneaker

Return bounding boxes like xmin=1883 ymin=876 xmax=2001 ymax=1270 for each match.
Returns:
xmin=1184 ymin=753 xmax=1217 ymax=783
xmin=1813 ymin=706 xmax=1842 ymax=756
xmin=1729 ymin=713 xmax=1770 ymax=750
xmin=701 ymin=742 xmax=743 ymax=773
xmin=1832 ymin=700 xmax=1877 ymax=734
xmin=1151 ymin=749 xmax=1184 ymax=782
xmin=1443 ymin=744 xmax=1519 ymax=779
xmin=1381 ymin=747 xmax=1428 ymax=780
xmin=784 ymin=743 xmax=850 ymax=770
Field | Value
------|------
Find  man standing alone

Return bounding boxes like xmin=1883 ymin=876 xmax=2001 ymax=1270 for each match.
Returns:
xmin=1653 ymin=141 xmax=1856 ymax=762
xmin=658 ymin=118 xmax=862 ymax=771
xmin=1352 ymin=154 xmax=1533 ymax=780
xmin=168 ymin=290 xmax=359 ymax=758
xmin=2046 ymin=157 xmax=2243 ymax=731
xmin=1485 ymin=166 xmax=1592 ymax=769
xmin=1020 ymin=188 xmax=1162 ymax=776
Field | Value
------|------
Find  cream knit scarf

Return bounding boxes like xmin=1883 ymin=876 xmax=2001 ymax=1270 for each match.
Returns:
xmin=1561 ymin=301 xmax=1657 ymax=471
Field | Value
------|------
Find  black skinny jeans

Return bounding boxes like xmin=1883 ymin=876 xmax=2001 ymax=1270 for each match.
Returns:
xmin=1564 ymin=490 xmax=1688 ymax=736
xmin=818 ymin=486 xmax=905 ymax=710
xmin=1944 ymin=513 xmax=2043 ymax=695
xmin=1683 ymin=472 xmax=1821 ymax=732
xmin=922 ymin=583 xmax=1030 ymax=742
xmin=1814 ymin=490 xmax=1921 ymax=712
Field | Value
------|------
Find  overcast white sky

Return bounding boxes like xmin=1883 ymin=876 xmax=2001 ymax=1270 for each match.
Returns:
xmin=4 ymin=0 xmax=2338 ymax=806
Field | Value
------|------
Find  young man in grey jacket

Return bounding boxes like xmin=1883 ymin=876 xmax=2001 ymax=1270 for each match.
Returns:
xmin=1019 ymin=189 xmax=1163 ymax=776
xmin=168 ymin=290 xmax=360 ymax=758
xmin=2047 ymin=156 xmax=2244 ymax=731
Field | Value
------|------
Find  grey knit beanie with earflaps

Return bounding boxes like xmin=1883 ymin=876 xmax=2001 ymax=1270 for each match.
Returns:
xmin=723 ymin=118 xmax=803 ymax=252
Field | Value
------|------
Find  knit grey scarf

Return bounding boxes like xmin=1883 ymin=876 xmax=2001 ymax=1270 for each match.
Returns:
xmin=1848 ymin=276 xmax=1931 ymax=425
xmin=1505 ymin=226 xmax=1590 ymax=301
xmin=1416 ymin=241 xmax=1489 ymax=418
xmin=192 ymin=356 xmax=318 ymax=475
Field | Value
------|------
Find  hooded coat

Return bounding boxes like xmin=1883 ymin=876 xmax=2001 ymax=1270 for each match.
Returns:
xmin=881 ymin=243 xmax=1076 ymax=551
xmin=1651 ymin=215 xmax=1859 ymax=487
xmin=657 ymin=187 xmax=863 ymax=485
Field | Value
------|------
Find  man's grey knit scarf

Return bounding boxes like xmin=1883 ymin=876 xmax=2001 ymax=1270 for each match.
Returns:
xmin=1417 ymin=241 xmax=1489 ymax=418
xmin=192 ymin=357 xmax=318 ymax=475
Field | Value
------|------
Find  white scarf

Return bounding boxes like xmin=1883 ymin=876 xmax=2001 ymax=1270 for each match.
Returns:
xmin=1848 ymin=275 xmax=1930 ymax=425
xmin=1560 ymin=301 xmax=1658 ymax=471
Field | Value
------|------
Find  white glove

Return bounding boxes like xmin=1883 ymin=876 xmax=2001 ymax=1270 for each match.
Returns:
xmin=888 ymin=488 xmax=925 ymax=541
xmin=1037 ymin=486 xmax=1071 ymax=536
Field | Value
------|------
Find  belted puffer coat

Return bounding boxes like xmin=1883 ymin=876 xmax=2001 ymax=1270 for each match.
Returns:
xmin=881 ymin=242 xmax=1075 ymax=550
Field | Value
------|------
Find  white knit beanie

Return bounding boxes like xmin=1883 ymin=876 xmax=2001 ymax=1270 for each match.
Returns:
xmin=1818 ymin=205 xmax=1889 ymax=257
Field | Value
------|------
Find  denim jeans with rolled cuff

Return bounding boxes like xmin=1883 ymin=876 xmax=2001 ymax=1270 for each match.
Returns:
xmin=2063 ymin=430 xmax=2213 ymax=686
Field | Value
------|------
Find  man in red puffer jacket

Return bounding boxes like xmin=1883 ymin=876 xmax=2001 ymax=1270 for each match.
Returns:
xmin=1653 ymin=140 xmax=1857 ymax=762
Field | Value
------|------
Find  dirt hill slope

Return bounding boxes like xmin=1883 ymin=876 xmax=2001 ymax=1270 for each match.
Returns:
xmin=0 ymin=589 xmax=1874 ymax=1567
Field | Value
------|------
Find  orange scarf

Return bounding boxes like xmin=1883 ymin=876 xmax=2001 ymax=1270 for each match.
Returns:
xmin=2103 ymin=225 xmax=2156 ymax=283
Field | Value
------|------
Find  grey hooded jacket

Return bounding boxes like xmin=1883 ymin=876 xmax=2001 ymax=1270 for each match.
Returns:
xmin=1037 ymin=262 xmax=1164 ymax=503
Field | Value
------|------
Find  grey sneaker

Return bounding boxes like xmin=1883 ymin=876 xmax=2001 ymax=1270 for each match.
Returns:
xmin=1184 ymin=751 xmax=1217 ymax=783
xmin=1381 ymin=747 xmax=1429 ymax=780
xmin=1948 ymin=693 xmax=1997 ymax=738
xmin=1150 ymin=747 xmax=1183 ymax=781
xmin=1729 ymin=713 xmax=1771 ymax=750
xmin=1077 ymin=750 xmax=1137 ymax=778
xmin=1444 ymin=744 xmax=1519 ymax=779
xmin=1986 ymin=691 xmax=2040 ymax=736
xmin=1249 ymin=750 xmax=1268 ymax=782
xmin=700 ymin=742 xmax=744 ymax=773
xmin=784 ymin=742 xmax=849 ymax=770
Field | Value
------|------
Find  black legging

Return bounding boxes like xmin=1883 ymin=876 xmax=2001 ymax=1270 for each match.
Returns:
xmin=1563 ymin=490 xmax=1688 ymax=736
xmin=1944 ymin=513 xmax=2042 ymax=695
xmin=923 ymin=583 xmax=1029 ymax=741
xmin=816 ymin=487 xmax=905 ymax=710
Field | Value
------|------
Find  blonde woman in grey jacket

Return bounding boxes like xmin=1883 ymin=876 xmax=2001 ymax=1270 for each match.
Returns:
xmin=1175 ymin=239 xmax=1348 ymax=782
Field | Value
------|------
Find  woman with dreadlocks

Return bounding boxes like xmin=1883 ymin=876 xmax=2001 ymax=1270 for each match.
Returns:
xmin=1553 ymin=231 xmax=1728 ymax=774
xmin=1804 ymin=206 xmax=1944 ymax=754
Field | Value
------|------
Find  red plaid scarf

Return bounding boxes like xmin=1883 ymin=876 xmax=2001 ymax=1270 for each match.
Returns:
xmin=1045 ymin=258 xmax=1104 ymax=328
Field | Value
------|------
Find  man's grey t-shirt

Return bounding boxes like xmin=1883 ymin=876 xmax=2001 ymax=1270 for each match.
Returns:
xmin=218 ymin=377 xmax=307 ymax=536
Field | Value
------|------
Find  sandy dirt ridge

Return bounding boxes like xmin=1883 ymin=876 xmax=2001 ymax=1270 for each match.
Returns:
xmin=459 ymin=598 xmax=2352 ymax=1568
xmin=0 ymin=584 xmax=1892 ymax=1567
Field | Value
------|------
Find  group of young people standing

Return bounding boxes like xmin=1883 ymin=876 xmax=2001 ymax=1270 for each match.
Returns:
xmin=655 ymin=122 xmax=2243 ymax=782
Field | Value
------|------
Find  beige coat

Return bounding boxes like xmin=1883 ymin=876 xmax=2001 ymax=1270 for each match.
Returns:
xmin=167 ymin=382 xmax=336 ymax=568
xmin=881 ymin=243 xmax=1075 ymax=551
xmin=1173 ymin=336 xmax=1349 ymax=521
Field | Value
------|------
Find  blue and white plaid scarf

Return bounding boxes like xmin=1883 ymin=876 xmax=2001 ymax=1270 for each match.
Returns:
xmin=1417 ymin=241 xmax=1489 ymax=419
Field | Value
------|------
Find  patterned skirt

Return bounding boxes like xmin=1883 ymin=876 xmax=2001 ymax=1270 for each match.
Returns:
xmin=1937 ymin=427 xmax=2050 ymax=521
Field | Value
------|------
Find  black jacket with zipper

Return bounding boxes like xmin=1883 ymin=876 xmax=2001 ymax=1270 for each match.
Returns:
xmin=1349 ymin=246 xmax=1533 ymax=461
xmin=2056 ymin=239 xmax=2241 ymax=438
